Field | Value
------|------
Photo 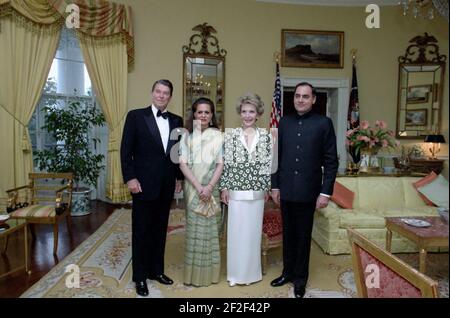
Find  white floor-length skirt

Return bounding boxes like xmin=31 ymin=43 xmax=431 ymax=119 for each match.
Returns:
xmin=227 ymin=190 xmax=265 ymax=285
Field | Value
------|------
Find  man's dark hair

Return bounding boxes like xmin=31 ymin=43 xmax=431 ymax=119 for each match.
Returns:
xmin=152 ymin=79 xmax=173 ymax=96
xmin=294 ymin=82 xmax=316 ymax=97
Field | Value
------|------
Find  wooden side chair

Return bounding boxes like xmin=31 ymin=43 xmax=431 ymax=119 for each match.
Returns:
xmin=6 ymin=173 xmax=73 ymax=255
xmin=347 ymin=228 xmax=439 ymax=298
xmin=261 ymin=208 xmax=283 ymax=275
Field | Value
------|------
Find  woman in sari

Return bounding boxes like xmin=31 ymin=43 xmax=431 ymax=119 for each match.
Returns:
xmin=179 ymin=97 xmax=224 ymax=287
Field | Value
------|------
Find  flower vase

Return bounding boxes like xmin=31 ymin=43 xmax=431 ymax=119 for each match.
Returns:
xmin=359 ymin=148 xmax=381 ymax=173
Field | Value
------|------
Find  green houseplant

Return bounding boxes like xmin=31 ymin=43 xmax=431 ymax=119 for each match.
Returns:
xmin=34 ymin=95 xmax=106 ymax=216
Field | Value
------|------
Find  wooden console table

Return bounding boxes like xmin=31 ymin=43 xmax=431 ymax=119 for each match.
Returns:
xmin=408 ymin=159 xmax=444 ymax=174
xmin=393 ymin=158 xmax=444 ymax=175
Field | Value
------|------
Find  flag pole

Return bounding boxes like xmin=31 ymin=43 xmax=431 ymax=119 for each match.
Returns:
xmin=273 ymin=51 xmax=281 ymax=64
xmin=350 ymin=48 xmax=357 ymax=64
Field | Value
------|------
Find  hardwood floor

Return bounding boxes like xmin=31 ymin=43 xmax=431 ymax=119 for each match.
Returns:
xmin=0 ymin=200 xmax=126 ymax=298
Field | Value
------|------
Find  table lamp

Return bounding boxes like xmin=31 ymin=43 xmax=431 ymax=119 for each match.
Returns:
xmin=424 ymin=134 xmax=446 ymax=159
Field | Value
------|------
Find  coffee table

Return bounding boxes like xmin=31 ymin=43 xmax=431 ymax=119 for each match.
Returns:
xmin=385 ymin=216 xmax=449 ymax=274
xmin=0 ymin=218 xmax=29 ymax=279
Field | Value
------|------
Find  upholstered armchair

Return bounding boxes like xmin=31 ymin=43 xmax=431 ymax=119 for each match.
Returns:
xmin=347 ymin=228 xmax=439 ymax=298
xmin=261 ymin=208 xmax=283 ymax=275
xmin=6 ymin=173 xmax=73 ymax=255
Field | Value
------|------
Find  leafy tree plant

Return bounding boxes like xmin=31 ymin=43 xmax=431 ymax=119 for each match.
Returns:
xmin=34 ymin=97 xmax=106 ymax=190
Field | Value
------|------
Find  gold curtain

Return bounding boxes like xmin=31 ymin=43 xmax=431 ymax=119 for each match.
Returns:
xmin=0 ymin=0 xmax=134 ymax=207
xmin=0 ymin=0 xmax=61 ymax=23
xmin=78 ymin=33 xmax=130 ymax=202
xmin=48 ymin=0 xmax=134 ymax=68
xmin=0 ymin=5 xmax=61 ymax=209
xmin=50 ymin=0 xmax=134 ymax=202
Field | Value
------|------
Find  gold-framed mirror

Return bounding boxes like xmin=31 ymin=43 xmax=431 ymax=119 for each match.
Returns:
xmin=396 ymin=33 xmax=447 ymax=139
xmin=182 ymin=23 xmax=227 ymax=130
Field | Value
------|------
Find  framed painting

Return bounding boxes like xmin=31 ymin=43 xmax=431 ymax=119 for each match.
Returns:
xmin=406 ymin=85 xmax=432 ymax=104
xmin=405 ymin=109 xmax=427 ymax=126
xmin=281 ymin=29 xmax=344 ymax=68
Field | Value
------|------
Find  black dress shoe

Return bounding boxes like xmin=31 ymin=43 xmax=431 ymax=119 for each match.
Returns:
xmin=270 ymin=275 xmax=291 ymax=287
xmin=294 ymin=285 xmax=306 ymax=298
xmin=135 ymin=281 xmax=149 ymax=296
xmin=149 ymin=274 xmax=173 ymax=285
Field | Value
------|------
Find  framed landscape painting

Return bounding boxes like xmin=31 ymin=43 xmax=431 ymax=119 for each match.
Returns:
xmin=281 ymin=29 xmax=344 ymax=68
xmin=405 ymin=109 xmax=427 ymax=126
xmin=407 ymin=85 xmax=432 ymax=104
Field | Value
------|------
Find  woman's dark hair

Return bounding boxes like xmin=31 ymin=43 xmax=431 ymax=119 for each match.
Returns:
xmin=185 ymin=97 xmax=219 ymax=133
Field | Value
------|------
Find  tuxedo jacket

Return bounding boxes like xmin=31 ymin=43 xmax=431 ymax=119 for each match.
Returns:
xmin=120 ymin=106 xmax=184 ymax=201
xmin=271 ymin=111 xmax=339 ymax=202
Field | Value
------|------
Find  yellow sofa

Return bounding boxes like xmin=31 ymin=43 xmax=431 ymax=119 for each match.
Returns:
xmin=312 ymin=176 xmax=442 ymax=255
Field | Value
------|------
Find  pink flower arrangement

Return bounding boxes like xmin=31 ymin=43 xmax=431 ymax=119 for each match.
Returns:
xmin=346 ymin=120 xmax=400 ymax=155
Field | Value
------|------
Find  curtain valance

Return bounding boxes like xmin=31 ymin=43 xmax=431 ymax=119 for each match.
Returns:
xmin=0 ymin=0 xmax=134 ymax=68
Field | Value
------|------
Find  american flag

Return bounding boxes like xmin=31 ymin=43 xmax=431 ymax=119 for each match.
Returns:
xmin=270 ymin=62 xmax=282 ymax=128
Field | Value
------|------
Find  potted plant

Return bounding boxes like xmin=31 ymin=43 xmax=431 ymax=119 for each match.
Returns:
xmin=34 ymin=95 xmax=106 ymax=216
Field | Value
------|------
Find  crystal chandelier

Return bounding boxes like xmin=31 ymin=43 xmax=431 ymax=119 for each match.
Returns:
xmin=186 ymin=73 xmax=212 ymax=97
xmin=399 ymin=0 xmax=435 ymax=19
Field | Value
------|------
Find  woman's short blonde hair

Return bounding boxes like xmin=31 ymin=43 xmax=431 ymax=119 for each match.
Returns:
xmin=236 ymin=92 xmax=265 ymax=115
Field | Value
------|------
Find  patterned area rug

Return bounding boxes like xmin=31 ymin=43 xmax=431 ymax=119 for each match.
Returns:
xmin=21 ymin=209 xmax=448 ymax=298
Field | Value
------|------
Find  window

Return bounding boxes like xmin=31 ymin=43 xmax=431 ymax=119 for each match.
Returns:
xmin=30 ymin=27 xmax=108 ymax=199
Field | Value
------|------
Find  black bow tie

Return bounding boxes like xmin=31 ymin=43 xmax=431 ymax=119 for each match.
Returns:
xmin=157 ymin=109 xmax=168 ymax=119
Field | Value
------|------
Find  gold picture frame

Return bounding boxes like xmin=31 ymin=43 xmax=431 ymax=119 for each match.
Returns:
xmin=406 ymin=85 xmax=432 ymax=104
xmin=281 ymin=29 xmax=344 ymax=68
xmin=433 ymin=83 xmax=439 ymax=102
xmin=405 ymin=109 xmax=427 ymax=126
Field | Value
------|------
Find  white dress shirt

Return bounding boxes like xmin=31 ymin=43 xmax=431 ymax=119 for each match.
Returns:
xmin=152 ymin=105 xmax=169 ymax=153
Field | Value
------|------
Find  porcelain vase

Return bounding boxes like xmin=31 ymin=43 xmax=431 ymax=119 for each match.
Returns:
xmin=359 ymin=148 xmax=381 ymax=173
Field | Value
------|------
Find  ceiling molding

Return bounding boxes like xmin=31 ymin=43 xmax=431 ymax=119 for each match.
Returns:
xmin=255 ymin=0 xmax=399 ymax=6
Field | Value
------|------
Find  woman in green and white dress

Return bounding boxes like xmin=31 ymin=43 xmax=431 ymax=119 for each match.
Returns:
xmin=179 ymin=97 xmax=224 ymax=287
xmin=219 ymin=93 xmax=272 ymax=286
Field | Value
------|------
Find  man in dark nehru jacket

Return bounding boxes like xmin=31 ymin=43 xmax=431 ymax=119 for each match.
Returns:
xmin=271 ymin=82 xmax=338 ymax=298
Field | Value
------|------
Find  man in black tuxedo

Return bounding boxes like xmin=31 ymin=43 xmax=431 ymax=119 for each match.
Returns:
xmin=270 ymin=82 xmax=338 ymax=298
xmin=120 ymin=79 xmax=184 ymax=296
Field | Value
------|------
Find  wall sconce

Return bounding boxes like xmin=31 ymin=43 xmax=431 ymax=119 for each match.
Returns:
xmin=424 ymin=134 xmax=446 ymax=159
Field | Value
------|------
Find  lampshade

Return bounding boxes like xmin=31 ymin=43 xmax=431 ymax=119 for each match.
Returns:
xmin=424 ymin=134 xmax=446 ymax=143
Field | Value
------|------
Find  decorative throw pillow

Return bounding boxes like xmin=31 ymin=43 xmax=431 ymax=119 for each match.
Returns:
xmin=331 ymin=181 xmax=355 ymax=209
xmin=417 ymin=175 xmax=449 ymax=209
xmin=413 ymin=171 xmax=438 ymax=206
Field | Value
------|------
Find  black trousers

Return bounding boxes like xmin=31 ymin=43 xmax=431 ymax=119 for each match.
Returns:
xmin=131 ymin=197 xmax=172 ymax=282
xmin=280 ymin=200 xmax=316 ymax=287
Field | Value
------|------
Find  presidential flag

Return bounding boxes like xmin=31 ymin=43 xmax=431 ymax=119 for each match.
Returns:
xmin=347 ymin=63 xmax=361 ymax=163
xmin=270 ymin=62 xmax=282 ymax=128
